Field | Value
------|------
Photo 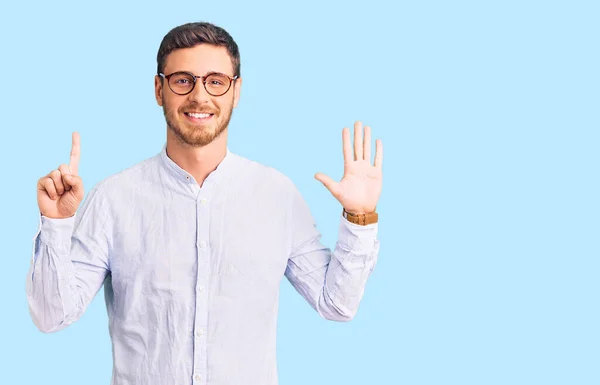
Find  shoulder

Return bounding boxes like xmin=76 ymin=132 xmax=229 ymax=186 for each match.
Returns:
xmin=230 ymin=152 xmax=298 ymax=192
xmin=85 ymin=152 xmax=161 ymax=199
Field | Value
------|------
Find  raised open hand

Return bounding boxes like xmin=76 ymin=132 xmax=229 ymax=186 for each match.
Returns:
xmin=37 ymin=132 xmax=85 ymax=219
xmin=315 ymin=121 xmax=383 ymax=214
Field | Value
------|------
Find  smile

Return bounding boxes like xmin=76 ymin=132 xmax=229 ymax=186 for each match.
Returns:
xmin=184 ymin=112 xmax=214 ymax=122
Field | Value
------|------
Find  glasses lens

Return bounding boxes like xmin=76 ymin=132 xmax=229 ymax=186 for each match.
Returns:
xmin=205 ymin=73 xmax=231 ymax=95
xmin=169 ymin=72 xmax=195 ymax=94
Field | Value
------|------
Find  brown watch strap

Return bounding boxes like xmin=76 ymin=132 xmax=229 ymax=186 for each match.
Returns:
xmin=342 ymin=209 xmax=378 ymax=226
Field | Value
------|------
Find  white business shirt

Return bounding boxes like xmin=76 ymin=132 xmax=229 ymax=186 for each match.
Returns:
xmin=26 ymin=146 xmax=380 ymax=385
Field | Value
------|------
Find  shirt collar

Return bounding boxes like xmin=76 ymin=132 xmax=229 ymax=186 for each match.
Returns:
xmin=159 ymin=144 xmax=235 ymax=185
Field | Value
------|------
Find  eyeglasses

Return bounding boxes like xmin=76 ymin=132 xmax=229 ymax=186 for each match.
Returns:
xmin=158 ymin=71 xmax=239 ymax=96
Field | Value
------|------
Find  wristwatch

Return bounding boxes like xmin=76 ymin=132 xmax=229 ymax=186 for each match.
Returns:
xmin=342 ymin=209 xmax=379 ymax=226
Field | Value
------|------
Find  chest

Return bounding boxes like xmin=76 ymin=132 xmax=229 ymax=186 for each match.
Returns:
xmin=107 ymin=192 xmax=292 ymax=301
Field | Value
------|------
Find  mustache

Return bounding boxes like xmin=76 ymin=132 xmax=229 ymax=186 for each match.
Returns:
xmin=180 ymin=103 xmax=218 ymax=114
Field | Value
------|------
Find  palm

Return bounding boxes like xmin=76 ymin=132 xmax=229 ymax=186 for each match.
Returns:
xmin=315 ymin=121 xmax=383 ymax=214
xmin=336 ymin=160 xmax=382 ymax=213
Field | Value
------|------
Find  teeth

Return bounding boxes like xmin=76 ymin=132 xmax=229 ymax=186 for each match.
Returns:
xmin=187 ymin=112 xmax=211 ymax=118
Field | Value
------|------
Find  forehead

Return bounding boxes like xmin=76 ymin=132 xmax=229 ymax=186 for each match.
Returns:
xmin=163 ymin=44 xmax=234 ymax=75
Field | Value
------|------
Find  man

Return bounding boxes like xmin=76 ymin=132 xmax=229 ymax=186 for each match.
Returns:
xmin=27 ymin=22 xmax=383 ymax=385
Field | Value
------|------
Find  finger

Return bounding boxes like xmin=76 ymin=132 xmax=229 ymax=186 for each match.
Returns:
xmin=63 ymin=174 xmax=85 ymax=200
xmin=49 ymin=169 xmax=66 ymax=196
xmin=364 ymin=125 xmax=372 ymax=162
xmin=342 ymin=127 xmax=352 ymax=165
xmin=69 ymin=132 xmax=80 ymax=175
xmin=314 ymin=173 xmax=340 ymax=197
xmin=374 ymin=139 xmax=383 ymax=169
xmin=39 ymin=176 xmax=58 ymax=200
xmin=354 ymin=121 xmax=363 ymax=160
xmin=59 ymin=164 xmax=72 ymax=191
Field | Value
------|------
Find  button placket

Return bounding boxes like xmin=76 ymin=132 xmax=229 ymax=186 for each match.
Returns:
xmin=192 ymin=185 xmax=211 ymax=384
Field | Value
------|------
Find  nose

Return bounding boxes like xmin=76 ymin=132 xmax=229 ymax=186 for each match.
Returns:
xmin=187 ymin=80 xmax=211 ymax=104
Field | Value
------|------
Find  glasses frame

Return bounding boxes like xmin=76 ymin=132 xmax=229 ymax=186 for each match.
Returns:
xmin=158 ymin=71 xmax=239 ymax=96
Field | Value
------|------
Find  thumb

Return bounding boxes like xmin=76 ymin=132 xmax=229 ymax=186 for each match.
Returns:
xmin=64 ymin=174 xmax=84 ymax=199
xmin=314 ymin=173 xmax=340 ymax=196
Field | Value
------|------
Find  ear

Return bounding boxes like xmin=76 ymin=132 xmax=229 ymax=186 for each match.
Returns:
xmin=155 ymin=75 xmax=164 ymax=106
xmin=232 ymin=77 xmax=242 ymax=109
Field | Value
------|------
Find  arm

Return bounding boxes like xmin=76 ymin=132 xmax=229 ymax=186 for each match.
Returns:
xmin=26 ymin=185 xmax=111 ymax=333
xmin=286 ymin=120 xmax=384 ymax=321
xmin=26 ymin=132 xmax=110 ymax=333
xmin=285 ymin=188 xmax=379 ymax=322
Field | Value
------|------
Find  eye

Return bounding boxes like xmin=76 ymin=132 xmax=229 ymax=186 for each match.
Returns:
xmin=169 ymin=73 xmax=195 ymax=86
xmin=206 ymin=74 xmax=229 ymax=87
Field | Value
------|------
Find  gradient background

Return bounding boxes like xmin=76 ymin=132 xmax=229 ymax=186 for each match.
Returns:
xmin=1 ymin=0 xmax=599 ymax=384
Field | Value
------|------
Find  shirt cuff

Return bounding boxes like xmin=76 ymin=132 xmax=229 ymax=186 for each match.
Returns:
xmin=38 ymin=215 xmax=76 ymax=247
xmin=337 ymin=213 xmax=379 ymax=252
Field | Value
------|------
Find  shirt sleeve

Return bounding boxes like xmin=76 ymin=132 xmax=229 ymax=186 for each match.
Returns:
xmin=26 ymin=185 xmax=111 ymax=333
xmin=284 ymin=185 xmax=380 ymax=322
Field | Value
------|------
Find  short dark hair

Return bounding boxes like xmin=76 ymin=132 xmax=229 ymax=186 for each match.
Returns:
xmin=157 ymin=22 xmax=241 ymax=77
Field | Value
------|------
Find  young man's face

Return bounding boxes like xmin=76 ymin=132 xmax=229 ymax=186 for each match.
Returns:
xmin=155 ymin=44 xmax=241 ymax=147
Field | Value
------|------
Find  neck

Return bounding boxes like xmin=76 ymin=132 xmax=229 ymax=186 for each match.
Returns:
xmin=165 ymin=129 xmax=228 ymax=187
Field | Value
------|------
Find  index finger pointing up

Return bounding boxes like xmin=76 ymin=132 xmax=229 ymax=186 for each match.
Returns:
xmin=69 ymin=132 xmax=80 ymax=175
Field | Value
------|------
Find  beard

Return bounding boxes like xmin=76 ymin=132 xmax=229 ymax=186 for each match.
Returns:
xmin=162 ymin=97 xmax=233 ymax=147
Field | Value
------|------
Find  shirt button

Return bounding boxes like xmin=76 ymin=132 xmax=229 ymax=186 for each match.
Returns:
xmin=195 ymin=374 xmax=202 ymax=381
xmin=199 ymin=241 xmax=207 ymax=248
xmin=196 ymin=329 xmax=204 ymax=337
xmin=200 ymin=198 xmax=207 ymax=205
xmin=197 ymin=286 xmax=205 ymax=292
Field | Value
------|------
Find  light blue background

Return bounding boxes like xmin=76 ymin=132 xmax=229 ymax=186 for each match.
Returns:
xmin=1 ymin=0 xmax=598 ymax=384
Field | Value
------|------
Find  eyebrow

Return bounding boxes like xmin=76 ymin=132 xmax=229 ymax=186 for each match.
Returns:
xmin=170 ymin=70 xmax=231 ymax=77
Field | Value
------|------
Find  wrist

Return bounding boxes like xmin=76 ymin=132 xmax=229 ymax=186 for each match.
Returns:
xmin=342 ymin=208 xmax=378 ymax=226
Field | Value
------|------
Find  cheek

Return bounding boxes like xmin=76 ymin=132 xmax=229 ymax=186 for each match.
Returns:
xmin=218 ymin=96 xmax=235 ymax=113
xmin=162 ymin=96 xmax=181 ymax=114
